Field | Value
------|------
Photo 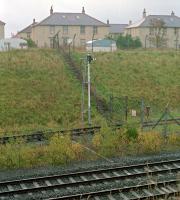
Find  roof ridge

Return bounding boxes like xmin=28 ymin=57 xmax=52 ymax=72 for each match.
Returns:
xmin=148 ymin=14 xmax=179 ymax=17
xmin=36 ymin=12 xmax=108 ymax=26
xmin=110 ymin=23 xmax=128 ymax=25
xmin=53 ymin=12 xmax=83 ymax=14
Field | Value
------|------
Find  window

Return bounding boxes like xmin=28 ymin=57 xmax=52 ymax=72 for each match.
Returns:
xmin=93 ymin=26 xmax=98 ymax=34
xmin=163 ymin=28 xmax=167 ymax=35
xmin=80 ymin=39 xmax=86 ymax=47
xmin=80 ymin=25 xmax=85 ymax=34
xmin=49 ymin=26 xmax=55 ymax=35
xmin=63 ymin=26 xmax=68 ymax=34
xmin=27 ymin=33 xmax=30 ymax=39
xmin=50 ymin=38 xmax=54 ymax=48
xmin=174 ymin=28 xmax=179 ymax=35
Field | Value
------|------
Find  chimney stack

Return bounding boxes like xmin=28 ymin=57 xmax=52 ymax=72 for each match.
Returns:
xmin=82 ymin=7 xmax=85 ymax=14
xmin=107 ymin=19 xmax=109 ymax=25
xmin=129 ymin=20 xmax=132 ymax=25
xmin=143 ymin=8 xmax=146 ymax=18
xmin=50 ymin=6 xmax=53 ymax=15
xmin=33 ymin=18 xmax=36 ymax=24
xmin=171 ymin=11 xmax=175 ymax=16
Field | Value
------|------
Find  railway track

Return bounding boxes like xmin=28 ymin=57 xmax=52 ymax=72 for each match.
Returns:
xmin=0 ymin=117 xmax=179 ymax=145
xmin=143 ymin=118 xmax=180 ymax=128
xmin=0 ymin=126 xmax=101 ymax=145
xmin=0 ymin=158 xmax=179 ymax=199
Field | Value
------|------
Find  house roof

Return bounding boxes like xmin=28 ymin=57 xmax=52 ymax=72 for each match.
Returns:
xmin=0 ymin=20 xmax=5 ymax=25
xmin=109 ymin=24 xmax=128 ymax=34
xmin=18 ymin=22 xmax=38 ymax=33
xmin=126 ymin=15 xmax=180 ymax=28
xmin=36 ymin=12 xmax=108 ymax=26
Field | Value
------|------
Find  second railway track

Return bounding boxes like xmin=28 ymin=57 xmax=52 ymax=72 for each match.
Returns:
xmin=0 ymin=158 xmax=179 ymax=199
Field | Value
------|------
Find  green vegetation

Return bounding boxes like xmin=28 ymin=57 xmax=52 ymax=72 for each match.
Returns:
xmin=0 ymin=49 xmax=85 ymax=132
xmin=25 ymin=38 xmax=37 ymax=48
xmin=0 ymin=128 xmax=179 ymax=169
xmin=0 ymin=134 xmax=84 ymax=169
xmin=92 ymin=126 xmax=180 ymax=158
xmin=73 ymin=50 xmax=180 ymax=109
xmin=0 ymin=48 xmax=179 ymax=170
xmin=115 ymin=34 xmax=142 ymax=49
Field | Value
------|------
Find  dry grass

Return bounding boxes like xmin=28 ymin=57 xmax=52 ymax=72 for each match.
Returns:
xmin=0 ymin=49 xmax=84 ymax=133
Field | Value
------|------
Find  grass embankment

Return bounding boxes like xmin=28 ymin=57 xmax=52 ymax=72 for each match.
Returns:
xmin=0 ymin=49 xmax=85 ymax=133
xmin=73 ymin=50 xmax=180 ymax=112
xmin=0 ymin=49 xmax=179 ymax=170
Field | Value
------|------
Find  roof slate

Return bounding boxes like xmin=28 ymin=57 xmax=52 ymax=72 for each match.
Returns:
xmin=37 ymin=13 xmax=108 ymax=26
xmin=127 ymin=15 xmax=180 ymax=28
xmin=109 ymin=24 xmax=128 ymax=33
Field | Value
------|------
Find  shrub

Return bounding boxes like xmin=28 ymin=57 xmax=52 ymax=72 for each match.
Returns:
xmin=25 ymin=39 xmax=37 ymax=48
xmin=125 ymin=126 xmax=138 ymax=140
xmin=138 ymin=131 xmax=164 ymax=153
xmin=116 ymin=34 xmax=142 ymax=49
xmin=46 ymin=134 xmax=75 ymax=165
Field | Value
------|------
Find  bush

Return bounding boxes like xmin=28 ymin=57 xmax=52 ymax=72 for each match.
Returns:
xmin=25 ymin=39 xmax=37 ymax=48
xmin=116 ymin=34 xmax=142 ymax=49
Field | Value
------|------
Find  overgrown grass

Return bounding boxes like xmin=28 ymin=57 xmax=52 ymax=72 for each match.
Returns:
xmin=0 ymin=49 xmax=85 ymax=133
xmin=0 ymin=127 xmax=179 ymax=170
xmin=0 ymin=135 xmax=84 ymax=169
xmin=73 ymin=50 xmax=180 ymax=117
xmin=92 ymin=124 xmax=180 ymax=158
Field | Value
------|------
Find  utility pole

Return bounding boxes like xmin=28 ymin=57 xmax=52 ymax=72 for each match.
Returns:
xmin=87 ymin=54 xmax=92 ymax=126
xmin=81 ymin=54 xmax=95 ymax=126
xmin=86 ymin=54 xmax=95 ymax=126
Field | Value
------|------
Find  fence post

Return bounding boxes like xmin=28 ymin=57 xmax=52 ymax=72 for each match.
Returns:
xmin=163 ymin=107 xmax=169 ymax=137
xmin=125 ymin=96 xmax=128 ymax=122
xmin=109 ymin=94 xmax=113 ymax=121
xmin=140 ymin=98 xmax=144 ymax=130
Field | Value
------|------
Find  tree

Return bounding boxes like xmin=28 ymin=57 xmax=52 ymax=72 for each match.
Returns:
xmin=115 ymin=34 xmax=142 ymax=49
xmin=148 ymin=18 xmax=168 ymax=48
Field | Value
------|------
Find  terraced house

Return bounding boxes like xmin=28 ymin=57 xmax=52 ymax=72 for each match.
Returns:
xmin=125 ymin=9 xmax=180 ymax=49
xmin=0 ymin=19 xmax=5 ymax=39
xmin=31 ymin=7 xmax=109 ymax=48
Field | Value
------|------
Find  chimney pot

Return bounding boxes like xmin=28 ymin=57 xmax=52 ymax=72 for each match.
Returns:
xmin=33 ymin=18 xmax=36 ymax=24
xmin=171 ymin=11 xmax=175 ymax=16
xmin=129 ymin=20 xmax=132 ymax=25
xmin=82 ymin=7 xmax=85 ymax=14
xmin=50 ymin=6 xmax=53 ymax=15
xmin=143 ymin=8 xmax=146 ymax=18
xmin=107 ymin=19 xmax=109 ymax=25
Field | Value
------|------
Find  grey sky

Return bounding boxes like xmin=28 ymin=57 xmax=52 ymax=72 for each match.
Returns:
xmin=1 ymin=0 xmax=180 ymax=37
